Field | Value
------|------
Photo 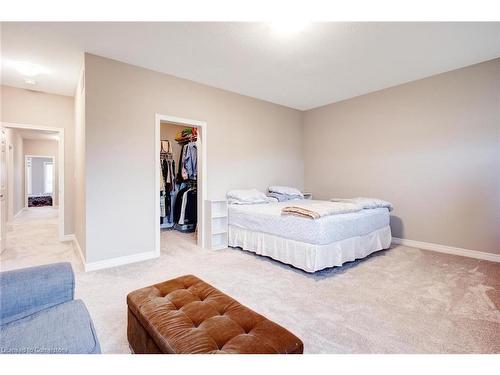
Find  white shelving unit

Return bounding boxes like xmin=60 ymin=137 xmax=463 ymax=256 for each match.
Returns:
xmin=205 ymin=200 xmax=228 ymax=250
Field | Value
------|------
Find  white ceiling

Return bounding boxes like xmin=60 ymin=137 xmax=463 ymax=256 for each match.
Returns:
xmin=1 ymin=22 xmax=499 ymax=110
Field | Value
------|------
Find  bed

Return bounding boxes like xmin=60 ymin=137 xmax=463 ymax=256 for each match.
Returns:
xmin=228 ymin=200 xmax=392 ymax=273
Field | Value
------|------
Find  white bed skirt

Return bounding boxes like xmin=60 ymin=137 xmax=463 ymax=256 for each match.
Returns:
xmin=228 ymin=225 xmax=392 ymax=273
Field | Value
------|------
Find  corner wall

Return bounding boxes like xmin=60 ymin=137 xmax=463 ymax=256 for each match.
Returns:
xmin=303 ymin=58 xmax=500 ymax=254
xmin=84 ymin=53 xmax=304 ymax=263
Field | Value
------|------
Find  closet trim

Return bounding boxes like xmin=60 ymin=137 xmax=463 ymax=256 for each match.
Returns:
xmin=155 ymin=114 xmax=207 ymax=253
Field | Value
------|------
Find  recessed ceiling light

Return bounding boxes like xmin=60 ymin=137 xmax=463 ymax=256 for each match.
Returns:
xmin=24 ymin=78 xmax=37 ymax=85
xmin=4 ymin=60 xmax=49 ymax=77
xmin=270 ymin=20 xmax=309 ymax=35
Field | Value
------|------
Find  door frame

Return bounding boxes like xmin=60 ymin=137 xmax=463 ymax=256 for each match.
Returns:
xmin=6 ymin=139 xmax=14 ymax=222
xmin=1 ymin=121 xmax=65 ymax=242
xmin=24 ymin=155 xmax=56 ymax=208
xmin=155 ymin=114 xmax=207 ymax=254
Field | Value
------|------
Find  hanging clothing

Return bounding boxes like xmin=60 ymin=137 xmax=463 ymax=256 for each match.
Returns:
xmin=174 ymin=186 xmax=189 ymax=223
xmin=177 ymin=141 xmax=197 ymax=182
xmin=160 ymin=165 xmax=166 ymax=192
xmin=178 ymin=187 xmax=193 ymax=225
xmin=177 ymin=144 xmax=185 ymax=183
xmin=160 ymin=139 xmax=179 ymax=227
xmin=162 ymin=158 xmax=176 ymax=193
xmin=183 ymin=189 xmax=197 ymax=225
xmin=173 ymin=186 xmax=197 ymax=226
xmin=184 ymin=142 xmax=197 ymax=180
xmin=160 ymin=192 xmax=166 ymax=218
xmin=161 ymin=140 xmax=172 ymax=154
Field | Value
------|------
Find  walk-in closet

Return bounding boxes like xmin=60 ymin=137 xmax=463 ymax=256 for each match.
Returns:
xmin=159 ymin=122 xmax=198 ymax=245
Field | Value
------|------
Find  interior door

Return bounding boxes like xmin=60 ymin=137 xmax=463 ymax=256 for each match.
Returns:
xmin=0 ymin=128 xmax=8 ymax=253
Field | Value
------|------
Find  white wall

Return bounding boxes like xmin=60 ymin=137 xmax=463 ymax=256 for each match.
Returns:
xmin=0 ymin=85 xmax=75 ymax=235
xmin=84 ymin=53 xmax=304 ymax=263
xmin=303 ymin=58 xmax=500 ymax=254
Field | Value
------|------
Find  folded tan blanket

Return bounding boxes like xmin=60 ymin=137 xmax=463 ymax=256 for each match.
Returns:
xmin=282 ymin=201 xmax=363 ymax=219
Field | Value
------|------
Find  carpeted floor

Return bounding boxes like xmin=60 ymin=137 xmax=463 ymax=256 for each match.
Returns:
xmin=2 ymin=207 xmax=499 ymax=353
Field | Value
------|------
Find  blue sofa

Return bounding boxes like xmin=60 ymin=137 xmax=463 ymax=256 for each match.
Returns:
xmin=0 ymin=262 xmax=101 ymax=354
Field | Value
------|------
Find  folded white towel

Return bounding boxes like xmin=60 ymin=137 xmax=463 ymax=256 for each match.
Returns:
xmin=330 ymin=197 xmax=393 ymax=212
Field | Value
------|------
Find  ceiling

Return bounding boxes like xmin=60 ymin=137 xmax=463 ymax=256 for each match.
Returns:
xmin=1 ymin=22 xmax=499 ymax=110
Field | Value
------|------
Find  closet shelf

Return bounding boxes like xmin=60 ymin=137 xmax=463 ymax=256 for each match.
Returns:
xmin=211 ymin=229 xmax=228 ymax=235
xmin=175 ymin=135 xmax=197 ymax=144
xmin=205 ymin=200 xmax=229 ymax=250
xmin=211 ymin=213 xmax=228 ymax=219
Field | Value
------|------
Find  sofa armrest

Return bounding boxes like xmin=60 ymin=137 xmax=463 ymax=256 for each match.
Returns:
xmin=0 ymin=262 xmax=75 ymax=325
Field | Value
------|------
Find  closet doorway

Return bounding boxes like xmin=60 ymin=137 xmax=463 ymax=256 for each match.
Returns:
xmin=155 ymin=114 xmax=207 ymax=254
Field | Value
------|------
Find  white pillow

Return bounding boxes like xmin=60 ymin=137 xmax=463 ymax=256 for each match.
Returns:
xmin=268 ymin=185 xmax=304 ymax=198
xmin=226 ymin=189 xmax=270 ymax=205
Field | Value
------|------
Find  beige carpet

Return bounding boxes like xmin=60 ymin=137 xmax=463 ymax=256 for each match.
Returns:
xmin=2 ymin=207 xmax=499 ymax=354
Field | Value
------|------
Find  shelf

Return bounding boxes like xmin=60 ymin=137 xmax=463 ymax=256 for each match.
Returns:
xmin=211 ymin=229 xmax=228 ymax=235
xmin=206 ymin=199 xmax=229 ymax=250
xmin=211 ymin=213 xmax=228 ymax=219
xmin=211 ymin=244 xmax=228 ymax=251
xmin=211 ymin=232 xmax=228 ymax=250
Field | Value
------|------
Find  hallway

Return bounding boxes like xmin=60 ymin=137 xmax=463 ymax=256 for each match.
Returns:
xmin=1 ymin=207 xmax=81 ymax=272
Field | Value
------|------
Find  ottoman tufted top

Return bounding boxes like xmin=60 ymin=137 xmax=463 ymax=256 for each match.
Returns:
xmin=127 ymin=275 xmax=303 ymax=354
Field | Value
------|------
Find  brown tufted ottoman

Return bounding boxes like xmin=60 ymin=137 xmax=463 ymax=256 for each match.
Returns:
xmin=127 ymin=275 xmax=303 ymax=354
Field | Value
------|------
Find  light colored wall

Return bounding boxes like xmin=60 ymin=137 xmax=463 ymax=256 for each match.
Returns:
xmin=0 ymin=85 xmax=75 ymax=235
xmin=4 ymin=128 xmax=24 ymax=218
xmin=23 ymin=139 xmax=59 ymax=205
xmin=84 ymin=53 xmax=303 ymax=262
xmin=303 ymin=58 xmax=500 ymax=254
xmin=160 ymin=123 xmax=189 ymax=164
xmin=74 ymin=66 xmax=86 ymax=255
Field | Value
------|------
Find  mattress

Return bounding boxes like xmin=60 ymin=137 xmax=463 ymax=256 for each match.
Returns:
xmin=228 ymin=200 xmax=390 ymax=245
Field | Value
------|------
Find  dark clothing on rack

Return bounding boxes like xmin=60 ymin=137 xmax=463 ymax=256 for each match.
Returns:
xmin=173 ymin=186 xmax=189 ymax=224
xmin=160 ymin=139 xmax=177 ymax=228
xmin=183 ymin=189 xmax=197 ymax=225
xmin=173 ymin=185 xmax=197 ymax=226
xmin=177 ymin=144 xmax=185 ymax=183
xmin=162 ymin=157 xmax=176 ymax=193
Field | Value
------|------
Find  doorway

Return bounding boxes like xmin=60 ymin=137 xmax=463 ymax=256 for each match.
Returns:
xmin=0 ymin=122 xmax=65 ymax=242
xmin=25 ymin=155 xmax=56 ymax=208
xmin=155 ymin=114 xmax=207 ymax=255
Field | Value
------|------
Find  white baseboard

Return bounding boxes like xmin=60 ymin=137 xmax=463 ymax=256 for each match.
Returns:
xmin=392 ymin=237 xmax=500 ymax=263
xmin=13 ymin=208 xmax=26 ymax=219
xmin=64 ymin=234 xmax=159 ymax=272
xmin=60 ymin=233 xmax=75 ymax=242
xmin=84 ymin=250 xmax=159 ymax=272
xmin=68 ymin=235 xmax=86 ymax=268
